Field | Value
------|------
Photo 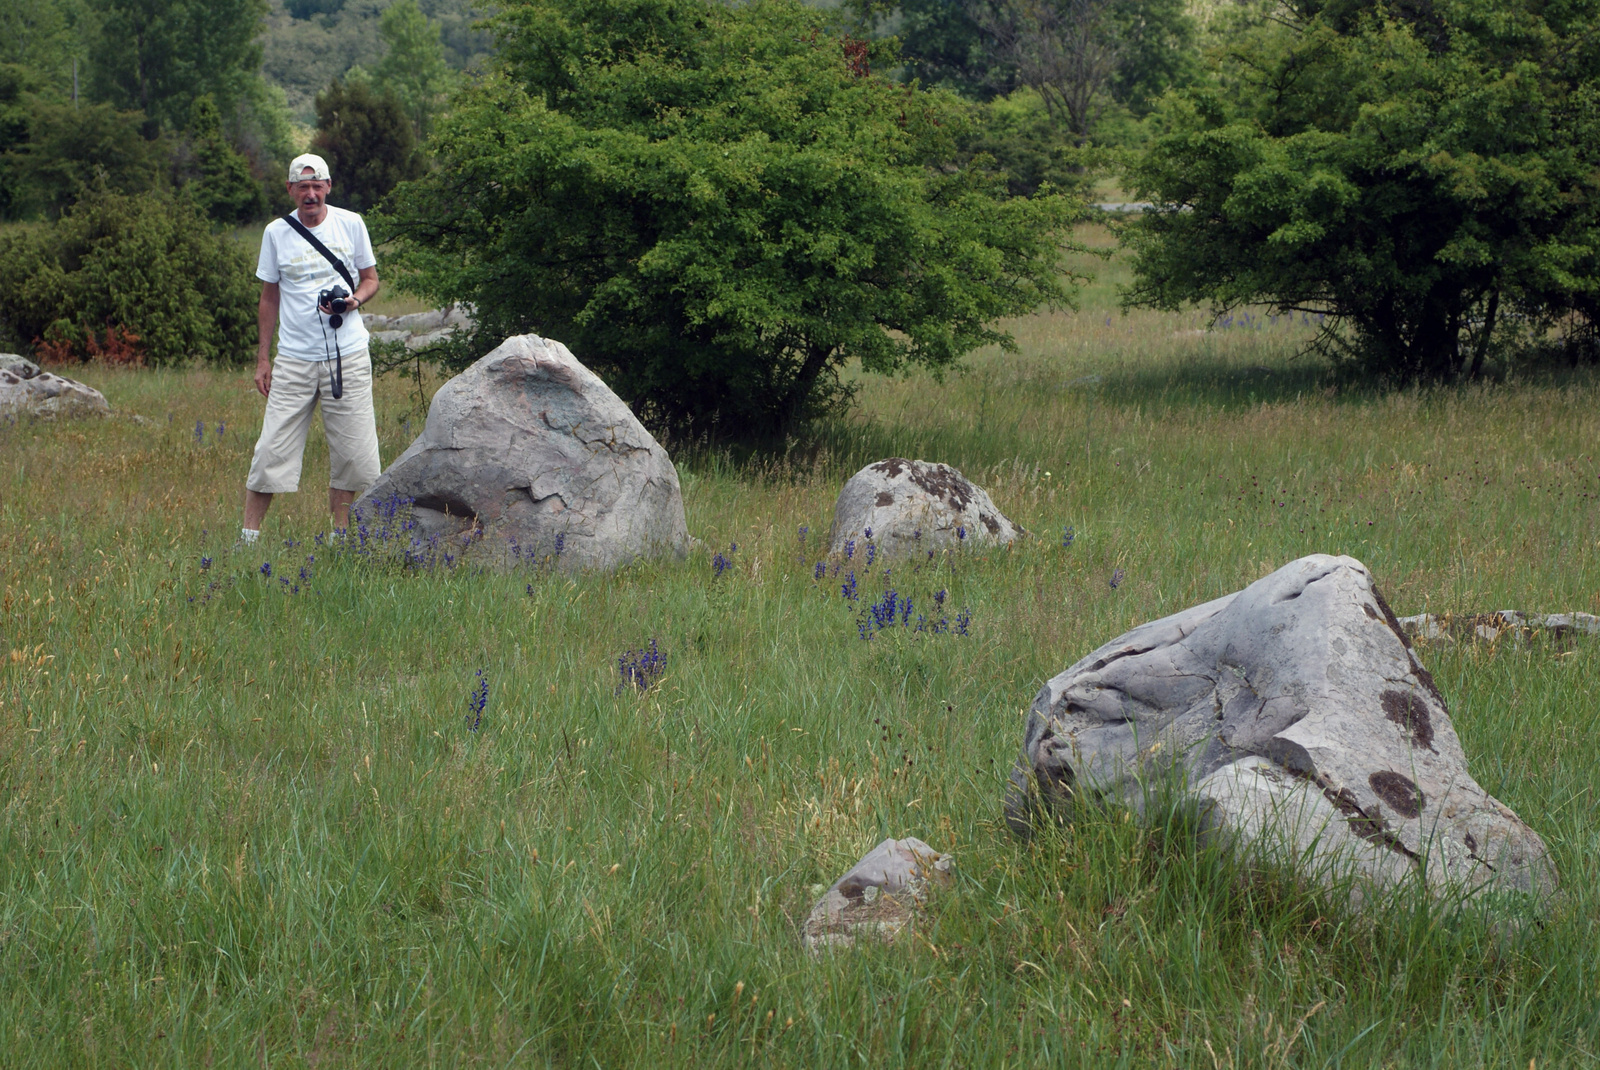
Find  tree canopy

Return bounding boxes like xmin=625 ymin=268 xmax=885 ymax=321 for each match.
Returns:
xmin=1122 ymin=0 xmax=1600 ymax=380
xmin=371 ymin=0 xmax=457 ymax=139
xmin=379 ymin=0 xmax=1084 ymax=440
xmin=87 ymin=0 xmax=270 ymax=132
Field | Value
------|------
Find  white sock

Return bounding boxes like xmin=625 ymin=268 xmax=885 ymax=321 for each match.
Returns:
xmin=240 ymin=528 xmax=260 ymax=545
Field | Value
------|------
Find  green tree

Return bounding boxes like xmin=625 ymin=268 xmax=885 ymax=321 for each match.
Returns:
xmin=0 ymin=184 xmax=256 ymax=363
xmin=1121 ymin=0 xmax=1600 ymax=381
xmin=87 ymin=0 xmax=269 ymax=132
xmin=3 ymin=99 xmax=167 ymax=217
xmin=884 ymin=0 xmax=1196 ymax=137
xmin=372 ymin=0 xmax=455 ymax=140
xmin=379 ymin=0 xmax=1083 ymax=440
xmin=311 ymin=77 xmax=425 ymax=213
xmin=0 ymin=0 xmax=89 ymax=100
xmin=185 ymin=93 xmax=268 ymax=224
xmin=0 ymin=65 xmax=35 ymax=218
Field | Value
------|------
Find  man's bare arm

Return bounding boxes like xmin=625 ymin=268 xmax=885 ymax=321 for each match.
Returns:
xmin=354 ymin=265 xmax=379 ymax=309
xmin=256 ymin=282 xmax=279 ymax=397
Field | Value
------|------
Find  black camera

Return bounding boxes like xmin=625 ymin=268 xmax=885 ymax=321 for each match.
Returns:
xmin=319 ymin=284 xmax=350 ymax=315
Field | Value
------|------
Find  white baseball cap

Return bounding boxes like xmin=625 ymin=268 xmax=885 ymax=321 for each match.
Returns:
xmin=288 ymin=153 xmax=331 ymax=182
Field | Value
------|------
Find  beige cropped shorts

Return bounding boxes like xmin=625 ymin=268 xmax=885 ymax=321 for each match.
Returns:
xmin=246 ymin=351 xmax=381 ymax=494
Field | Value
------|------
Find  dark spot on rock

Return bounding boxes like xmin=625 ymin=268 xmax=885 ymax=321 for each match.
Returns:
xmin=1317 ymin=782 xmax=1419 ymax=861
xmin=906 ymin=463 xmax=974 ymax=512
xmin=1381 ymin=689 xmax=1435 ymax=751
xmin=1368 ymin=771 xmax=1424 ymax=818
xmin=875 ymin=491 xmax=895 ymax=507
xmin=871 ymin=458 xmax=910 ymax=478
xmin=1408 ymin=661 xmax=1448 ymax=712
xmin=1292 ymin=768 xmax=1416 ymax=860
xmin=1370 ymin=584 xmax=1413 ymax=650
xmin=1369 ymin=585 xmax=1450 ymax=713
xmin=981 ymin=513 xmax=1000 ymax=534
xmin=1460 ymin=830 xmax=1496 ymax=870
xmin=835 ymin=876 xmax=868 ymax=901
xmin=1363 ymin=604 xmax=1378 ymax=620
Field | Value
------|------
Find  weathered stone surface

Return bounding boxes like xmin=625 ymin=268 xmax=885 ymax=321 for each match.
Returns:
xmin=802 ymin=837 xmax=953 ymax=953
xmin=0 ymin=354 xmax=38 ymax=377
xmin=0 ymin=354 xmax=111 ymax=420
xmin=829 ymin=458 xmax=1022 ymax=556
xmin=353 ymin=334 xmax=689 ymax=570
xmin=1004 ymin=555 xmax=1556 ymax=902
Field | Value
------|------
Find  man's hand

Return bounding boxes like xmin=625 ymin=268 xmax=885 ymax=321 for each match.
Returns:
xmin=254 ymin=357 xmax=273 ymax=397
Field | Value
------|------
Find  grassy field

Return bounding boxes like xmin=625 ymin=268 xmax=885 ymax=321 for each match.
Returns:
xmin=3 ymin=227 xmax=1599 ymax=1067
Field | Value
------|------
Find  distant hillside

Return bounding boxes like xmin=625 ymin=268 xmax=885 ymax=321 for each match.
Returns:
xmin=260 ymin=0 xmax=491 ymax=122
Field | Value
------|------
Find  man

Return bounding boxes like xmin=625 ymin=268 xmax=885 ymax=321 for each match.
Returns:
xmin=239 ymin=153 xmax=382 ymax=546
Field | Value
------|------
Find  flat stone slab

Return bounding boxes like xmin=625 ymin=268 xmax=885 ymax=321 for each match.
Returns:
xmin=1004 ymin=554 xmax=1557 ymax=904
xmin=1398 ymin=611 xmax=1600 ymax=643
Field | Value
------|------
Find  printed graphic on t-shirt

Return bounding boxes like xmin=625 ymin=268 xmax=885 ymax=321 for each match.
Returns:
xmin=278 ymin=243 xmax=355 ymax=288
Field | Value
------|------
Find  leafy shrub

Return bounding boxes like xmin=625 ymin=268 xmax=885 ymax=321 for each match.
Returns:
xmin=958 ymin=88 xmax=1101 ymax=197
xmin=0 ymin=186 xmax=257 ymax=365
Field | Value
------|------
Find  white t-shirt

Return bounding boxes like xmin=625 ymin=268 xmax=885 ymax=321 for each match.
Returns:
xmin=256 ymin=206 xmax=377 ymax=362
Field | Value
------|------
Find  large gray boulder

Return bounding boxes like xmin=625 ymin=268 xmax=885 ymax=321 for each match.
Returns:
xmin=802 ymin=837 xmax=953 ymax=953
xmin=353 ymin=335 xmax=689 ymax=570
xmin=0 ymin=355 xmax=111 ymax=420
xmin=1005 ymin=555 xmax=1556 ymax=903
xmin=829 ymin=458 xmax=1022 ymax=556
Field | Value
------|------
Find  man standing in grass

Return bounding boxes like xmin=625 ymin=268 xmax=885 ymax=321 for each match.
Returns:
xmin=239 ymin=153 xmax=382 ymax=546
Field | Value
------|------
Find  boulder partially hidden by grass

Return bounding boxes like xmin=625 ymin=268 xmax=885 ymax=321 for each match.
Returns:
xmin=1005 ymin=554 xmax=1558 ymax=905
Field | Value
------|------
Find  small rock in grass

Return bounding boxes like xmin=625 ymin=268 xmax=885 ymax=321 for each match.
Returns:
xmin=829 ymin=458 xmax=1022 ymax=556
xmin=802 ymin=837 xmax=953 ymax=953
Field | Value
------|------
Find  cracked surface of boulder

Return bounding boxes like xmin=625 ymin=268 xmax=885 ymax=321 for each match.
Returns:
xmin=1004 ymin=554 xmax=1556 ymax=902
xmin=0 ymin=354 xmax=111 ymax=420
xmin=353 ymin=335 xmax=689 ymax=570
xmin=829 ymin=458 xmax=1021 ymax=556
xmin=803 ymin=837 xmax=953 ymax=953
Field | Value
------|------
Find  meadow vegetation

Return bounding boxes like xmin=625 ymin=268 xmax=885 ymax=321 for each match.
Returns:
xmin=3 ymin=231 xmax=1598 ymax=1065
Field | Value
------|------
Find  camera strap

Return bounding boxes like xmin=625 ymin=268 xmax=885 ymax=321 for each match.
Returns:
xmin=282 ymin=212 xmax=353 ymax=399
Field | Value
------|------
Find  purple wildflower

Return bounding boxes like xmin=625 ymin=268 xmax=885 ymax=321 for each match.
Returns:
xmin=467 ymin=669 xmax=488 ymax=730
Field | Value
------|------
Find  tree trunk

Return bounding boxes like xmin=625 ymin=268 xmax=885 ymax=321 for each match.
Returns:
xmin=780 ymin=343 xmax=833 ymax=439
xmin=1469 ymin=286 xmax=1499 ymax=380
